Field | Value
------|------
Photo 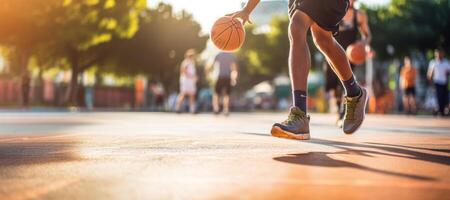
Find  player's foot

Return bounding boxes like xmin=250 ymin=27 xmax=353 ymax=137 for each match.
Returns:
xmin=223 ymin=108 xmax=229 ymax=116
xmin=271 ymin=107 xmax=310 ymax=140
xmin=336 ymin=119 xmax=343 ymax=128
xmin=343 ymin=88 xmax=368 ymax=134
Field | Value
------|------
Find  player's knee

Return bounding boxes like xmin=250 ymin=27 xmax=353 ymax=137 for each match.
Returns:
xmin=313 ymin=34 xmax=334 ymax=52
xmin=289 ymin=13 xmax=308 ymax=43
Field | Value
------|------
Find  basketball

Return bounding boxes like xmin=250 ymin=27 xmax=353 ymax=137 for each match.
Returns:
xmin=346 ymin=42 xmax=367 ymax=65
xmin=211 ymin=16 xmax=245 ymax=52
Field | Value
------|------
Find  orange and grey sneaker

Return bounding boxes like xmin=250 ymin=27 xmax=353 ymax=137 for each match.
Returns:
xmin=271 ymin=107 xmax=310 ymax=140
xmin=343 ymin=87 xmax=369 ymax=134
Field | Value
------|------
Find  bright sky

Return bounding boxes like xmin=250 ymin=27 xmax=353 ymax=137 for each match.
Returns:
xmin=148 ymin=0 xmax=390 ymax=33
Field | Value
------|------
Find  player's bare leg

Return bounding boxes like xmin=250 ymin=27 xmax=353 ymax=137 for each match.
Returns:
xmin=175 ymin=94 xmax=185 ymax=113
xmin=223 ymin=95 xmax=230 ymax=116
xmin=311 ymin=24 xmax=368 ymax=134
xmin=271 ymin=11 xmax=313 ymax=140
xmin=188 ymin=94 xmax=196 ymax=113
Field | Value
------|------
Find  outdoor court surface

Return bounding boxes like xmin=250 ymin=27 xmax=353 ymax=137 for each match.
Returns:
xmin=0 ymin=112 xmax=449 ymax=200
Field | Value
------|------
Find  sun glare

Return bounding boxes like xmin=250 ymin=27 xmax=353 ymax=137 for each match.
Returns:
xmin=148 ymin=0 xmax=243 ymax=33
xmin=148 ymin=0 xmax=390 ymax=33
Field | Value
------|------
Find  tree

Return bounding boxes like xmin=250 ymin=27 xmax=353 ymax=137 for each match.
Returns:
xmin=0 ymin=0 xmax=147 ymax=105
xmin=364 ymin=0 xmax=450 ymax=59
xmin=103 ymin=3 xmax=208 ymax=91
xmin=47 ymin=0 xmax=147 ymax=105
xmin=235 ymin=16 xmax=319 ymax=92
xmin=0 ymin=0 xmax=61 ymax=105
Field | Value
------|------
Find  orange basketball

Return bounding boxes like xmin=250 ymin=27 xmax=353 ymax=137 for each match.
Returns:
xmin=346 ymin=42 xmax=367 ymax=65
xmin=211 ymin=16 xmax=245 ymax=52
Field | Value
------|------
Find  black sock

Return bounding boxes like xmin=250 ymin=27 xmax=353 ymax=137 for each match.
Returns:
xmin=342 ymin=76 xmax=361 ymax=97
xmin=293 ymin=90 xmax=307 ymax=112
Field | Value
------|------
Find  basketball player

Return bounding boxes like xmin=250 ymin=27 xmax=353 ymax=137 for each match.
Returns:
xmin=175 ymin=49 xmax=198 ymax=114
xmin=229 ymin=0 xmax=369 ymax=140
xmin=324 ymin=0 xmax=372 ymax=126
xmin=206 ymin=52 xmax=239 ymax=116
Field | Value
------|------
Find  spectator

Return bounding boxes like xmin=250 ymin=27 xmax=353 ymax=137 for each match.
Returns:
xmin=427 ymin=49 xmax=450 ymax=116
xmin=400 ymin=56 xmax=417 ymax=114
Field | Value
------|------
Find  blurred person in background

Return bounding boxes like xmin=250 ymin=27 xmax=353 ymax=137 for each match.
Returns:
xmin=149 ymin=81 xmax=166 ymax=111
xmin=400 ymin=56 xmax=417 ymax=114
xmin=206 ymin=52 xmax=238 ymax=116
xmin=175 ymin=49 xmax=198 ymax=114
xmin=427 ymin=48 xmax=450 ymax=116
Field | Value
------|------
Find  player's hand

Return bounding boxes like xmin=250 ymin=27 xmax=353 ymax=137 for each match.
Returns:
xmin=226 ymin=10 xmax=252 ymax=25
xmin=361 ymin=39 xmax=371 ymax=51
xmin=231 ymin=78 xmax=237 ymax=86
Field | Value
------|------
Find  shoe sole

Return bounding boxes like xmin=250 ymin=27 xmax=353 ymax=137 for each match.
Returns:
xmin=344 ymin=89 xmax=369 ymax=135
xmin=271 ymin=126 xmax=310 ymax=140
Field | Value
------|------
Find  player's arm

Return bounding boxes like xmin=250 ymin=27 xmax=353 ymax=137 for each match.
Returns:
xmin=205 ymin=58 xmax=215 ymax=75
xmin=358 ymin=11 xmax=372 ymax=45
xmin=447 ymin=62 xmax=450 ymax=77
xmin=427 ymin=62 xmax=434 ymax=81
xmin=231 ymin=62 xmax=239 ymax=86
xmin=228 ymin=0 xmax=260 ymax=24
xmin=399 ymin=69 xmax=405 ymax=88
xmin=180 ymin=62 xmax=187 ymax=76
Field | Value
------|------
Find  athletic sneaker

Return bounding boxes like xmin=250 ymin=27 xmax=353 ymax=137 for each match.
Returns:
xmin=343 ymin=88 xmax=369 ymax=134
xmin=271 ymin=107 xmax=310 ymax=140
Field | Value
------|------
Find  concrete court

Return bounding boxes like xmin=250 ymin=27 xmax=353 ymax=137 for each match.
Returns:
xmin=0 ymin=112 xmax=449 ymax=200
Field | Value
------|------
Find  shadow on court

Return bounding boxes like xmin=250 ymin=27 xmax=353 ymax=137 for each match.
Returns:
xmin=273 ymin=152 xmax=435 ymax=181
xmin=240 ymin=132 xmax=450 ymax=181
xmin=0 ymin=137 xmax=82 ymax=166
xmin=305 ymin=138 xmax=450 ymax=167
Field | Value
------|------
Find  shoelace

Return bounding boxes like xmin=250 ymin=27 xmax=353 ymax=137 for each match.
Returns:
xmin=345 ymin=98 xmax=358 ymax=120
xmin=283 ymin=112 xmax=303 ymax=125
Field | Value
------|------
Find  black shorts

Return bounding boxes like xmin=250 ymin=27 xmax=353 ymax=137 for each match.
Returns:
xmin=289 ymin=0 xmax=349 ymax=35
xmin=324 ymin=62 xmax=355 ymax=92
xmin=404 ymin=87 xmax=416 ymax=96
xmin=215 ymin=77 xmax=232 ymax=95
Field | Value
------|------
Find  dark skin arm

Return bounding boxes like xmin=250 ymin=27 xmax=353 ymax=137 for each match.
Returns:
xmin=357 ymin=10 xmax=372 ymax=45
xmin=227 ymin=0 xmax=260 ymax=25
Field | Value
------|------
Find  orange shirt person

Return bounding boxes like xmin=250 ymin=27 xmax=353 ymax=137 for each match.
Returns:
xmin=400 ymin=57 xmax=417 ymax=114
xmin=400 ymin=63 xmax=417 ymax=90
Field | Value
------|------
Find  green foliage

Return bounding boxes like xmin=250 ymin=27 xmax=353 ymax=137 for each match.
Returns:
xmin=365 ymin=0 xmax=450 ymax=59
xmin=238 ymin=16 xmax=289 ymax=77
xmin=102 ymin=3 xmax=208 ymax=91
xmin=235 ymin=15 xmax=319 ymax=91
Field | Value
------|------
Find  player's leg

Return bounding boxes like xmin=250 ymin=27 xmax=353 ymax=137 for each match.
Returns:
xmin=311 ymin=24 xmax=368 ymax=134
xmin=212 ymin=94 xmax=220 ymax=114
xmin=223 ymin=79 xmax=232 ymax=116
xmin=311 ymin=24 xmax=354 ymax=86
xmin=213 ymin=80 xmax=222 ymax=114
xmin=409 ymin=94 xmax=417 ymax=114
xmin=435 ymin=83 xmax=445 ymax=115
xmin=270 ymin=10 xmax=313 ymax=140
xmin=288 ymin=11 xmax=312 ymax=94
xmin=402 ymin=93 xmax=410 ymax=114
xmin=188 ymin=93 xmax=196 ymax=113
xmin=175 ymin=93 xmax=185 ymax=112
xmin=223 ymin=95 xmax=230 ymax=115
xmin=443 ymin=85 xmax=449 ymax=116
